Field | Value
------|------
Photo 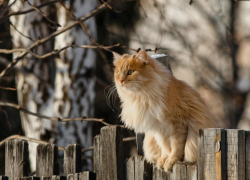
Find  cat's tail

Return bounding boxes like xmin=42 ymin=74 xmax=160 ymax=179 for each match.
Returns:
xmin=184 ymin=124 xmax=198 ymax=162
xmin=184 ymin=118 xmax=216 ymax=162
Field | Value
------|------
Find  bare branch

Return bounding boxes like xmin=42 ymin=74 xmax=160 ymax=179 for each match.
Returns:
xmin=9 ymin=21 xmax=35 ymax=42
xmin=0 ymin=86 xmax=16 ymax=91
xmin=24 ymin=0 xmax=61 ymax=28
xmin=0 ymin=1 xmax=58 ymax=22
xmin=100 ymin=0 xmax=121 ymax=13
xmin=0 ymin=101 xmax=123 ymax=127
xmin=0 ymin=135 xmax=65 ymax=150
xmin=0 ymin=3 xmax=107 ymax=83
xmin=0 ymin=135 xmax=136 ymax=153
xmin=0 ymin=43 xmax=121 ymax=59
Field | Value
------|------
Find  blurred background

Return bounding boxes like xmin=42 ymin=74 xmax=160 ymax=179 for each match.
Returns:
xmin=0 ymin=0 xmax=250 ymax=175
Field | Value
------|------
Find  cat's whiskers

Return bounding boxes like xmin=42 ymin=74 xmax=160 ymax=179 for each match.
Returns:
xmin=105 ymin=84 xmax=117 ymax=111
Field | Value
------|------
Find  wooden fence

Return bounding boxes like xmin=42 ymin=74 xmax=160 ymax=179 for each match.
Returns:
xmin=1 ymin=126 xmax=250 ymax=180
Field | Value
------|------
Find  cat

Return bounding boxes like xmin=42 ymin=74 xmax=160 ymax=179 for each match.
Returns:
xmin=113 ymin=50 xmax=217 ymax=172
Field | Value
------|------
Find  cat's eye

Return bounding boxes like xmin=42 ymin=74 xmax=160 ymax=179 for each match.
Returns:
xmin=127 ymin=70 xmax=134 ymax=75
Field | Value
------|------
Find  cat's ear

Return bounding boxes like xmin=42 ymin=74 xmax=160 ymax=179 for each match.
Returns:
xmin=136 ymin=50 xmax=149 ymax=65
xmin=113 ymin=52 xmax=122 ymax=66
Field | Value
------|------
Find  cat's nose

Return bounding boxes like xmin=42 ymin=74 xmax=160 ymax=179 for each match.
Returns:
xmin=119 ymin=79 xmax=124 ymax=83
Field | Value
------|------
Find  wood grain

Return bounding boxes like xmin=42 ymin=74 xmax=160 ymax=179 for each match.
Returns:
xmin=170 ymin=162 xmax=187 ymax=180
xmin=5 ymin=139 xmax=29 ymax=180
xmin=36 ymin=144 xmax=59 ymax=176
xmin=198 ymin=128 xmax=226 ymax=180
xmin=226 ymin=129 xmax=245 ymax=180
xmin=100 ymin=126 xmax=124 ymax=180
xmin=246 ymin=131 xmax=250 ymax=180
xmin=64 ymin=144 xmax=81 ymax=175
xmin=125 ymin=156 xmax=152 ymax=180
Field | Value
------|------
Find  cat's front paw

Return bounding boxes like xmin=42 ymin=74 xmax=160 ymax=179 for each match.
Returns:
xmin=163 ymin=158 xmax=177 ymax=172
xmin=156 ymin=157 xmax=167 ymax=169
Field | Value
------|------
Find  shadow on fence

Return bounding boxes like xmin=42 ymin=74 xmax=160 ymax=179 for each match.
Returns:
xmin=1 ymin=126 xmax=250 ymax=180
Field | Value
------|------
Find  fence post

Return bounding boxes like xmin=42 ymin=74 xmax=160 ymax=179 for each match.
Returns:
xmin=36 ymin=144 xmax=59 ymax=177
xmin=125 ymin=156 xmax=152 ymax=180
xmin=170 ymin=162 xmax=187 ymax=180
xmin=187 ymin=164 xmax=197 ymax=180
xmin=198 ymin=128 xmax=226 ymax=180
xmin=67 ymin=172 xmax=95 ymax=180
xmin=99 ymin=126 xmax=124 ymax=180
xmin=78 ymin=172 xmax=96 ymax=180
xmin=5 ymin=139 xmax=29 ymax=180
xmin=64 ymin=144 xmax=81 ymax=175
xmin=246 ymin=131 xmax=250 ymax=179
xmin=15 ymin=177 xmax=39 ymax=180
xmin=226 ymin=129 xmax=245 ymax=180
xmin=41 ymin=176 xmax=66 ymax=180
xmin=93 ymin=135 xmax=100 ymax=180
xmin=152 ymin=166 xmax=169 ymax=180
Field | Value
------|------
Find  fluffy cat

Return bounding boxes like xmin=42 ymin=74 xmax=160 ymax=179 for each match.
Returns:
xmin=113 ymin=50 xmax=216 ymax=172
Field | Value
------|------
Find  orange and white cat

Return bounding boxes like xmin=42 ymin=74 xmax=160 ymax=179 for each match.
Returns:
xmin=113 ymin=50 xmax=216 ymax=172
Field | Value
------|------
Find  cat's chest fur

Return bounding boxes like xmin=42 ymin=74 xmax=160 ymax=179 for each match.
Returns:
xmin=120 ymin=93 xmax=171 ymax=133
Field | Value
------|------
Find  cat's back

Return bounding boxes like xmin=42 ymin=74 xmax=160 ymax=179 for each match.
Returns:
xmin=165 ymin=76 xmax=216 ymax=127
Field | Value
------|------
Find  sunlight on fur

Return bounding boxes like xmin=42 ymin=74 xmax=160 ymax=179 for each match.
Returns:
xmin=113 ymin=50 xmax=217 ymax=172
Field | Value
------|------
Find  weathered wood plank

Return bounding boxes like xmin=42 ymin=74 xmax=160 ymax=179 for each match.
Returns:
xmin=198 ymin=128 xmax=226 ymax=180
xmin=100 ymin=126 xmax=124 ymax=180
xmin=226 ymin=129 xmax=245 ymax=180
xmin=67 ymin=172 xmax=95 ymax=180
xmin=187 ymin=164 xmax=197 ymax=180
xmin=5 ymin=139 xmax=29 ymax=180
xmin=246 ymin=131 xmax=250 ymax=180
xmin=36 ymin=144 xmax=59 ymax=177
xmin=125 ymin=156 xmax=152 ymax=180
xmin=170 ymin=162 xmax=187 ymax=180
xmin=152 ymin=165 xmax=169 ymax=180
xmin=78 ymin=172 xmax=96 ymax=180
xmin=64 ymin=144 xmax=81 ymax=175
xmin=134 ymin=156 xmax=152 ymax=180
xmin=125 ymin=157 xmax=135 ymax=180
xmin=41 ymin=176 xmax=66 ymax=180
xmin=15 ymin=177 xmax=39 ymax=180
xmin=93 ymin=135 xmax=100 ymax=180
xmin=0 ymin=176 xmax=9 ymax=180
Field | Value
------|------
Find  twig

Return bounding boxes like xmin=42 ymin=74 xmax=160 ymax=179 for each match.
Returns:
xmin=101 ymin=0 xmax=121 ymax=13
xmin=9 ymin=21 xmax=35 ymax=42
xmin=0 ymin=86 xmax=16 ymax=91
xmin=0 ymin=1 xmax=58 ymax=23
xmin=0 ymin=56 xmax=42 ymax=81
xmin=56 ymin=0 xmax=104 ymax=51
xmin=0 ymin=43 xmax=121 ymax=59
xmin=0 ymin=101 xmax=119 ymax=127
xmin=24 ymin=0 xmax=61 ymax=28
xmin=0 ymin=3 xmax=107 ymax=83
xmin=0 ymin=135 xmax=65 ymax=151
xmin=123 ymin=136 xmax=136 ymax=142
xmin=0 ymin=135 xmax=136 ymax=152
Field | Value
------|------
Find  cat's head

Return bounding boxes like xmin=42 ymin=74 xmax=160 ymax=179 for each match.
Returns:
xmin=113 ymin=50 xmax=154 ymax=91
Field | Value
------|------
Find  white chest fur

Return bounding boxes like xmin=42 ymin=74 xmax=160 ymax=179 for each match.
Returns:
xmin=120 ymin=95 xmax=170 ymax=133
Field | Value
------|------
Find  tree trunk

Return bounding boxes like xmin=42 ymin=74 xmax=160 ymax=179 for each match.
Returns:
xmin=54 ymin=0 xmax=97 ymax=170
xmin=10 ymin=0 xmax=96 ymax=171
